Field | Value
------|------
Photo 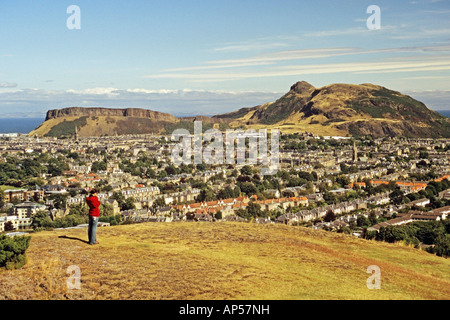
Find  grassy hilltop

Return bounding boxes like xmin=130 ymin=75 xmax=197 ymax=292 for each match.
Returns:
xmin=1 ymin=222 xmax=449 ymax=300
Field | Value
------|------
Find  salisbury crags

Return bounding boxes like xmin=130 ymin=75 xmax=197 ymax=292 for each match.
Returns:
xmin=44 ymin=107 xmax=178 ymax=122
xmin=30 ymin=107 xmax=226 ymax=138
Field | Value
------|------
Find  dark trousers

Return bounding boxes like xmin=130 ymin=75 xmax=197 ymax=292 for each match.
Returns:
xmin=88 ymin=216 xmax=99 ymax=244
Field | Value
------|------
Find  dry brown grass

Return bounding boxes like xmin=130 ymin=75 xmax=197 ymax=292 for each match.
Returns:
xmin=1 ymin=222 xmax=449 ymax=300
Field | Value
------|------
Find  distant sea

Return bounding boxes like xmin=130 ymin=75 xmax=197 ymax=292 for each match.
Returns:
xmin=438 ymin=110 xmax=450 ymax=118
xmin=0 ymin=110 xmax=449 ymax=134
xmin=0 ymin=118 xmax=45 ymax=134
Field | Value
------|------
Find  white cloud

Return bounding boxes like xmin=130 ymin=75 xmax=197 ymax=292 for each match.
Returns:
xmin=392 ymin=28 xmax=450 ymax=40
xmin=144 ymin=57 xmax=450 ymax=83
xmin=125 ymin=88 xmax=178 ymax=94
xmin=0 ymin=82 xmax=18 ymax=88
xmin=66 ymin=87 xmax=120 ymax=95
xmin=213 ymin=42 xmax=289 ymax=53
xmin=145 ymin=44 xmax=450 ymax=83
xmin=305 ymin=25 xmax=398 ymax=38
xmin=155 ymin=48 xmax=362 ymax=74
xmin=164 ymin=61 xmax=273 ymax=72
xmin=212 ymin=35 xmax=301 ymax=53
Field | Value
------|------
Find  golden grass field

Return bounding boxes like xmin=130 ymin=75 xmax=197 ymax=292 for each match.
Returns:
xmin=0 ymin=222 xmax=449 ymax=300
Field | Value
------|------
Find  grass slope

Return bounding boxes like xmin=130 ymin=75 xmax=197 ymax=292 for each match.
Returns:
xmin=1 ymin=222 xmax=449 ymax=300
xmin=28 ymin=116 xmax=81 ymax=137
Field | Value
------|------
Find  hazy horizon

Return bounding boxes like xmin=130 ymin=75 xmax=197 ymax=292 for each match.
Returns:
xmin=1 ymin=1 xmax=450 ymax=117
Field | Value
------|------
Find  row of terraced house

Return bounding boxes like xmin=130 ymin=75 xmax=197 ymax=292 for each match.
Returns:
xmin=172 ymin=195 xmax=309 ymax=220
xmin=368 ymin=206 xmax=450 ymax=232
xmin=273 ymin=192 xmax=391 ymax=225
xmin=353 ymin=175 xmax=450 ymax=194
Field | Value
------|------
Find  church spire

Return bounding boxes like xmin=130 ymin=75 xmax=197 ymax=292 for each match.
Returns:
xmin=352 ymin=139 xmax=358 ymax=162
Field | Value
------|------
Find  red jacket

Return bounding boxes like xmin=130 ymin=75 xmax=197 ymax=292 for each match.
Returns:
xmin=86 ymin=196 xmax=101 ymax=217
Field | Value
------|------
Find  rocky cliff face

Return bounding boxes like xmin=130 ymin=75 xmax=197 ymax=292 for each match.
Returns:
xmin=32 ymin=106 xmax=233 ymax=138
xmin=45 ymin=107 xmax=178 ymax=122
xmin=29 ymin=107 xmax=182 ymax=137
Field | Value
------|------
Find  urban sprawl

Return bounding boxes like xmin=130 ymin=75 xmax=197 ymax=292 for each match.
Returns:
xmin=0 ymin=131 xmax=449 ymax=251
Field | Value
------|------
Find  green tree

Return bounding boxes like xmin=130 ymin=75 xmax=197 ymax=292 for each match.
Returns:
xmin=31 ymin=210 xmax=53 ymax=229
xmin=247 ymin=202 xmax=262 ymax=218
xmin=428 ymin=234 xmax=450 ymax=258
xmin=390 ymin=188 xmax=405 ymax=205
xmin=0 ymin=234 xmax=31 ymax=270
xmin=100 ymin=214 xmax=122 ymax=226
xmin=217 ymin=186 xmax=234 ymax=200
xmin=357 ymin=215 xmax=369 ymax=227
xmin=335 ymin=175 xmax=350 ymax=187
xmin=91 ymin=161 xmax=107 ymax=173
xmin=112 ymin=191 xmax=126 ymax=209
xmin=4 ymin=221 xmax=15 ymax=232
xmin=47 ymin=157 xmax=69 ymax=176
xmin=164 ymin=165 xmax=178 ymax=176
xmin=298 ymin=171 xmax=316 ymax=182
xmin=323 ymin=192 xmax=337 ymax=204
xmin=238 ymin=182 xmax=257 ymax=196
xmin=419 ymin=151 xmax=429 ymax=159
xmin=157 ymin=170 xmax=167 ymax=179
xmin=384 ymin=225 xmax=408 ymax=243
xmin=235 ymin=208 xmax=249 ymax=219
xmin=68 ymin=203 xmax=88 ymax=216
xmin=0 ymin=189 xmax=4 ymax=208
xmin=415 ymin=222 xmax=442 ymax=245
xmin=122 ymin=197 xmax=136 ymax=211
xmin=324 ymin=210 xmax=336 ymax=222
xmin=339 ymin=226 xmax=352 ymax=234
xmin=100 ymin=202 xmax=114 ymax=217
xmin=240 ymin=165 xmax=254 ymax=176
xmin=196 ymin=163 xmax=207 ymax=172
xmin=152 ymin=196 xmax=166 ymax=209
xmin=197 ymin=188 xmax=216 ymax=202
xmin=362 ymin=228 xmax=377 ymax=240
xmin=368 ymin=212 xmax=378 ymax=226
xmin=48 ymin=193 xmax=69 ymax=210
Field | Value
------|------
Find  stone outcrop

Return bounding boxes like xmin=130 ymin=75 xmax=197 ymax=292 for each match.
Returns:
xmin=45 ymin=107 xmax=178 ymax=122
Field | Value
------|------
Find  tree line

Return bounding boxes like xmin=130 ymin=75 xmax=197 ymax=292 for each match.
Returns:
xmin=362 ymin=220 xmax=450 ymax=258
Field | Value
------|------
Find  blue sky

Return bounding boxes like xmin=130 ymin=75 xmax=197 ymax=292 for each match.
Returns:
xmin=0 ymin=0 xmax=449 ymax=118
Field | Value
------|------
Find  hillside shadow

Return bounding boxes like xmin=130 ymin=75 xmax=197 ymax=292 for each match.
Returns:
xmin=58 ymin=235 xmax=89 ymax=244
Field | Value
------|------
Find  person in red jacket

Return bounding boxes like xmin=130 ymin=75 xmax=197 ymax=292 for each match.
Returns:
xmin=86 ymin=189 xmax=101 ymax=245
